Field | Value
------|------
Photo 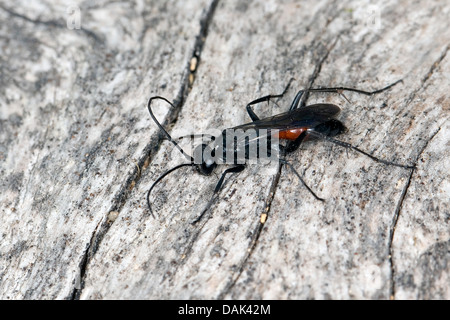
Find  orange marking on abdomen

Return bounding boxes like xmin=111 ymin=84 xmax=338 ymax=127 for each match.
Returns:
xmin=276 ymin=128 xmax=307 ymax=140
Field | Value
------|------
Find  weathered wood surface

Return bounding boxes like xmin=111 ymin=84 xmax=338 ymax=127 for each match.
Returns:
xmin=0 ymin=0 xmax=448 ymax=300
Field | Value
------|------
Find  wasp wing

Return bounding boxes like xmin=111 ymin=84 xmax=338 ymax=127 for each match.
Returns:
xmin=196 ymin=104 xmax=341 ymax=164
xmin=213 ymin=104 xmax=341 ymax=163
xmin=231 ymin=104 xmax=341 ymax=131
xmin=229 ymin=103 xmax=341 ymax=146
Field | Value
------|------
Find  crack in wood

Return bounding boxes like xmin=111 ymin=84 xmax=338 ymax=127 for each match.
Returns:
xmin=421 ymin=44 xmax=450 ymax=85
xmin=388 ymin=44 xmax=450 ymax=298
xmin=70 ymin=218 xmax=103 ymax=299
xmin=404 ymin=44 xmax=450 ymax=107
xmin=388 ymin=126 xmax=441 ymax=300
xmin=0 ymin=3 xmax=103 ymax=43
xmin=216 ymin=165 xmax=282 ymax=299
xmin=66 ymin=0 xmax=220 ymax=299
xmin=217 ymin=38 xmax=339 ymax=298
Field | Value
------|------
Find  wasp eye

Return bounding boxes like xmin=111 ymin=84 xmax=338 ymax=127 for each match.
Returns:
xmin=193 ymin=144 xmax=217 ymax=175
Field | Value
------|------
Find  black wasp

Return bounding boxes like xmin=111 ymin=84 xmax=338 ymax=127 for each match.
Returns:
xmin=146 ymin=79 xmax=414 ymax=223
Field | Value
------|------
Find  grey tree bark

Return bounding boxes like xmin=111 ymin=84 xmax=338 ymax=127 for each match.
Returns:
xmin=0 ymin=0 xmax=448 ymax=299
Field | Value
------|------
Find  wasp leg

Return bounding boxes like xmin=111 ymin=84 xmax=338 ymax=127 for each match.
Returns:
xmin=279 ymin=159 xmax=325 ymax=202
xmin=289 ymin=79 xmax=403 ymax=110
xmin=307 ymin=130 xmax=415 ymax=169
xmin=245 ymin=78 xmax=295 ymax=121
xmin=191 ymin=164 xmax=246 ymax=224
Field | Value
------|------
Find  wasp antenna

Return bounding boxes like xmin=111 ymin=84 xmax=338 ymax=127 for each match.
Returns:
xmin=147 ymin=163 xmax=196 ymax=218
xmin=147 ymin=96 xmax=194 ymax=161
xmin=176 ymin=133 xmax=216 ymax=142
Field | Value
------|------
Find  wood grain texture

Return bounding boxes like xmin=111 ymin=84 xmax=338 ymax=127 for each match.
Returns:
xmin=1 ymin=0 xmax=448 ymax=299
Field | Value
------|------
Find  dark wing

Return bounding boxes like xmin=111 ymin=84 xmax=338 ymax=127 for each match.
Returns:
xmin=232 ymin=104 xmax=341 ymax=131
xmin=212 ymin=104 xmax=341 ymax=163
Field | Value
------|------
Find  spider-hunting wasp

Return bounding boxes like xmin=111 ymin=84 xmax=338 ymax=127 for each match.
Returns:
xmin=146 ymin=79 xmax=414 ymax=223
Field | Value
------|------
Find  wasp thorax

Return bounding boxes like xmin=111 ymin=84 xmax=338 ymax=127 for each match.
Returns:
xmin=313 ymin=119 xmax=347 ymax=137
